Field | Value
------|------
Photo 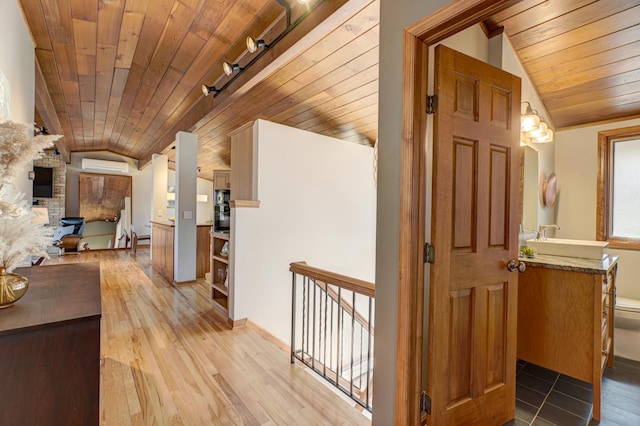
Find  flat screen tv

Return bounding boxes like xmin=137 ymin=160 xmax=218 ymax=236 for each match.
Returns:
xmin=33 ymin=166 xmax=53 ymax=198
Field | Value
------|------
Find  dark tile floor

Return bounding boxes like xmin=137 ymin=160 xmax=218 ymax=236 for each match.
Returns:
xmin=508 ymin=356 xmax=640 ymax=426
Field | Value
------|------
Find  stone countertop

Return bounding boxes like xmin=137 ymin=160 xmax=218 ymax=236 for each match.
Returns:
xmin=210 ymin=230 xmax=230 ymax=238
xmin=518 ymin=253 xmax=619 ymax=274
xmin=151 ymin=220 xmax=211 ymax=227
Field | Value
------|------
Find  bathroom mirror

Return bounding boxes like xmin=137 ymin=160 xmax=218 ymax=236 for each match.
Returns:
xmin=521 ymin=146 xmax=539 ymax=231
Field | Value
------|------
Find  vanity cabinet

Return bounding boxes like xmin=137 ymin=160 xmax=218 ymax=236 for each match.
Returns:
xmin=517 ymin=255 xmax=618 ymax=422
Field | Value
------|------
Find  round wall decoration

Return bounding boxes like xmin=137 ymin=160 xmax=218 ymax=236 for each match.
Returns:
xmin=543 ymin=172 xmax=557 ymax=208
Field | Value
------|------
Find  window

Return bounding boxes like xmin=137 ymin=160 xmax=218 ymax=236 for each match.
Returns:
xmin=597 ymin=126 xmax=640 ymax=250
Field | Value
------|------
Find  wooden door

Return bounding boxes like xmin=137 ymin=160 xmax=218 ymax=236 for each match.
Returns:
xmin=427 ymin=45 xmax=521 ymax=425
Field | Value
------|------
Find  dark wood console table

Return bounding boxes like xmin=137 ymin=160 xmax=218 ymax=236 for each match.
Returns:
xmin=0 ymin=262 xmax=102 ymax=425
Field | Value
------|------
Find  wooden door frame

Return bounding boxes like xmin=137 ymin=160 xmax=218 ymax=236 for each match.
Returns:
xmin=396 ymin=0 xmax=522 ymax=423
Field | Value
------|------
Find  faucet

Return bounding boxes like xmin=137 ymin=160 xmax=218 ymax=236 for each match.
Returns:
xmin=536 ymin=224 xmax=560 ymax=241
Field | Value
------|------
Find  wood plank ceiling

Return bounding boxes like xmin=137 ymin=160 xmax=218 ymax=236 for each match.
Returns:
xmin=20 ymin=0 xmax=379 ymax=179
xmin=20 ymin=0 xmax=640 ymax=180
xmin=484 ymin=0 xmax=640 ymax=129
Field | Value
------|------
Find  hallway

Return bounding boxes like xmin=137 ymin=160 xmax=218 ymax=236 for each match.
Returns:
xmin=47 ymin=249 xmax=369 ymax=425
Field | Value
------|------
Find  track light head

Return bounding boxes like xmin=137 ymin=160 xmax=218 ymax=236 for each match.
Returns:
xmin=246 ymin=36 xmax=269 ymax=53
xmin=201 ymin=84 xmax=219 ymax=96
xmin=222 ymin=61 xmax=242 ymax=76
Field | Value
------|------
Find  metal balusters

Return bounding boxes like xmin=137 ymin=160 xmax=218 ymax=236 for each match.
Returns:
xmin=290 ymin=267 xmax=375 ymax=412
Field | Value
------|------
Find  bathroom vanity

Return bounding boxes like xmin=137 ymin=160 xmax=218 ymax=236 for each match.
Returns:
xmin=518 ymin=254 xmax=618 ymax=422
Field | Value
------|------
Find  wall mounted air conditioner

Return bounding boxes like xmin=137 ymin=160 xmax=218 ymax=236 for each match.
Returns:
xmin=81 ymin=158 xmax=129 ymax=174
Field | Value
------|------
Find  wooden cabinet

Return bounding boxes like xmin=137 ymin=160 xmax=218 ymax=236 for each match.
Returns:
xmin=152 ymin=222 xmax=211 ymax=283
xmin=151 ymin=221 xmax=174 ymax=283
xmin=196 ymin=225 xmax=211 ymax=279
xmin=213 ymin=170 xmax=230 ymax=190
xmin=0 ymin=263 xmax=101 ymax=425
xmin=229 ymin=121 xmax=257 ymax=201
xmin=517 ymin=257 xmax=618 ymax=422
xmin=210 ymin=232 xmax=230 ymax=315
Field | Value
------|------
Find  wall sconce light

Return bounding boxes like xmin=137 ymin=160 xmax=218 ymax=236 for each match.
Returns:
xmin=521 ymin=102 xmax=554 ymax=144
xmin=201 ymin=84 xmax=220 ymax=96
xmin=521 ymin=102 xmax=540 ymax=133
xmin=28 ymin=170 xmax=35 ymax=180
xmin=222 ymin=61 xmax=243 ymax=76
xmin=246 ymin=36 xmax=269 ymax=53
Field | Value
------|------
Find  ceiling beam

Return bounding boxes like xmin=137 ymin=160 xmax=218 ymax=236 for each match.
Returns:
xmin=139 ymin=0 xmax=371 ymax=168
xmin=35 ymin=55 xmax=70 ymax=161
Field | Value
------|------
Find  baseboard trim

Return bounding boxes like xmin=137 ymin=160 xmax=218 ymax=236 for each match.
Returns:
xmin=245 ymin=320 xmax=290 ymax=354
xmin=227 ymin=317 xmax=247 ymax=329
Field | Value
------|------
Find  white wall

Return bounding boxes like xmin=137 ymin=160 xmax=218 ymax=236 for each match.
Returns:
xmin=167 ymin=170 xmax=213 ymax=224
xmin=497 ymin=34 xmax=556 ymax=230
xmin=555 ymin=118 xmax=640 ymax=300
xmin=232 ymin=120 xmax=376 ymax=344
xmin=0 ymin=1 xmax=35 ymax=200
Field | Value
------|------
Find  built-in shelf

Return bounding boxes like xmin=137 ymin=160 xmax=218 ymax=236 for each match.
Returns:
xmin=210 ymin=232 xmax=230 ymax=316
xmin=212 ymin=282 xmax=228 ymax=297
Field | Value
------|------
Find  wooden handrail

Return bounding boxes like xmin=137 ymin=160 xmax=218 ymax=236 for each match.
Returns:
xmin=289 ymin=261 xmax=375 ymax=298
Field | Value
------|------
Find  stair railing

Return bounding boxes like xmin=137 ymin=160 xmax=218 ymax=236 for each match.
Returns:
xmin=289 ymin=261 xmax=375 ymax=412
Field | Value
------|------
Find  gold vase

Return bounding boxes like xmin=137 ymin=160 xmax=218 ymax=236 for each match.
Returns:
xmin=0 ymin=267 xmax=29 ymax=308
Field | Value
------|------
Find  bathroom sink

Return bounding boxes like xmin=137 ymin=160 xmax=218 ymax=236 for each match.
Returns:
xmin=526 ymin=238 xmax=609 ymax=260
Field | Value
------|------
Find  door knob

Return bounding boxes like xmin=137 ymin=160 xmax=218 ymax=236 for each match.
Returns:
xmin=507 ymin=260 xmax=526 ymax=273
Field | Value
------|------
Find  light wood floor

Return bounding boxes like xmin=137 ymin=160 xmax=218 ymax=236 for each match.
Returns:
xmin=45 ymin=249 xmax=369 ymax=425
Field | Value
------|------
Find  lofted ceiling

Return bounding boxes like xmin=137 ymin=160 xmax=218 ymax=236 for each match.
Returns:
xmin=483 ymin=0 xmax=640 ymax=129
xmin=21 ymin=0 xmax=379 ymax=180
xmin=20 ymin=0 xmax=640 ymax=181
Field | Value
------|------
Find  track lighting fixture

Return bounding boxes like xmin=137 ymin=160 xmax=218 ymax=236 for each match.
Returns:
xmin=246 ymin=36 xmax=269 ymax=53
xmin=200 ymin=0 xmax=320 ymax=98
xmin=222 ymin=61 xmax=243 ymax=76
xmin=201 ymin=84 xmax=220 ymax=96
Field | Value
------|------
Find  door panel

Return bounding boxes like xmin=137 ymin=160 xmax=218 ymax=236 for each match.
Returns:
xmin=453 ymin=139 xmax=477 ymax=252
xmin=428 ymin=45 xmax=521 ymax=425
xmin=489 ymin=145 xmax=509 ymax=248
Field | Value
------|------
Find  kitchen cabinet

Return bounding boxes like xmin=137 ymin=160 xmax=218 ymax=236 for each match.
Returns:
xmin=517 ymin=254 xmax=618 ymax=422
xmin=213 ymin=170 xmax=230 ymax=190
xmin=151 ymin=221 xmax=174 ymax=283
xmin=229 ymin=121 xmax=257 ymax=201
xmin=151 ymin=222 xmax=210 ymax=283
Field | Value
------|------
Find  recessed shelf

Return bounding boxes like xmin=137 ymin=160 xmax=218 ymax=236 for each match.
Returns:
xmin=212 ymin=282 xmax=228 ymax=297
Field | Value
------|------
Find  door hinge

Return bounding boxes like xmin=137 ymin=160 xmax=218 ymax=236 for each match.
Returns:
xmin=424 ymin=243 xmax=435 ymax=264
xmin=420 ymin=391 xmax=432 ymax=415
xmin=427 ymin=95 xmax=438 ymax=114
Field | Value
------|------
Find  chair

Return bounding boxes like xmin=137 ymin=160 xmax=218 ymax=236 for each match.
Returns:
xmin=130 ymin=224 xmax=150 ymax=255
xmin=52 ymin=217 xmax=85 ymax=255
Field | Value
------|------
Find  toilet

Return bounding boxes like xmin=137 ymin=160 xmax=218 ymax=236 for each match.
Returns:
xmin=615 ymin=297 xmax=640 ymax=362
